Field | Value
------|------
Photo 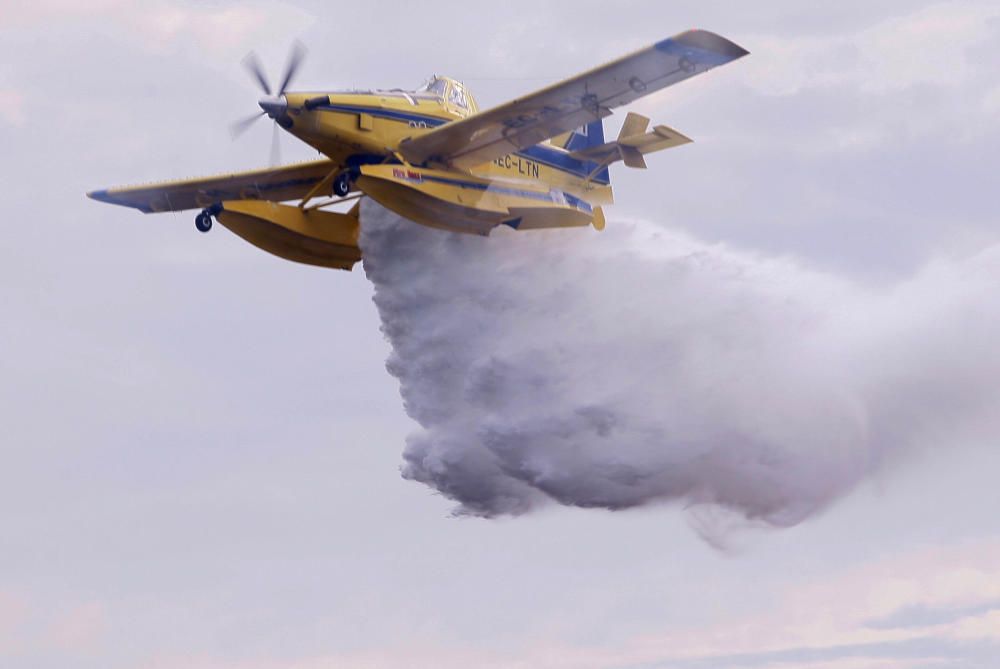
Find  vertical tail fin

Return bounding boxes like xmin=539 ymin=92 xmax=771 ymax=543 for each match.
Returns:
xmin=563 ymin=119 xmax=606 ymax=152
xmin=558 ymin=120 xmax=610 ymax=184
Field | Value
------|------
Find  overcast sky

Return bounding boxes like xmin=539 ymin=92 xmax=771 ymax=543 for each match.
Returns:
xmin=1 ymin=1 xmax=999 ymax=668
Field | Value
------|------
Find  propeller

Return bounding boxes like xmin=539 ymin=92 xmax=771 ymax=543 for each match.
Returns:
xmin=229 ymin=41 xmax=308 ymax=166
xmin=228 ymin=110 xmax=266 ymax=139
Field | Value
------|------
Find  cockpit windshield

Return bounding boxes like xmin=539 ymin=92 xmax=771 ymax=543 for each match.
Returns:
xmin=415 ymin=76 xmax=477 ymax=115
xmin=448 ymin=82 xmax=469 ymax=109
xmin=417 ymin=77 xmax=448 ymax=98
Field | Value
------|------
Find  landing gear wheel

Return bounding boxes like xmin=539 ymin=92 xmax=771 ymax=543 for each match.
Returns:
xmin=333 ymin=172 xmax=351 ymax=197
xmin=195 ymin=212 xmax=213 ymax=233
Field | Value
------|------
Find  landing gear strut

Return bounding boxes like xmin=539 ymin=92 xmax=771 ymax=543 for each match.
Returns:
xmin=333 ymin=172 xmax=352 ymax=198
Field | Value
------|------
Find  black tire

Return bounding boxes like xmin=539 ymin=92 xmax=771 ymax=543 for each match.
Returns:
xmin=195 ymin=212 xmax=213 ymax=233
xmin=333 ymin=173 xmax=351 ymax=197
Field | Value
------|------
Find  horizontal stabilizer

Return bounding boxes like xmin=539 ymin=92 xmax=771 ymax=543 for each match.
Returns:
xmin=567 ymin=112 xmax=692 ymax=171
xmin=620 ymin=145 xmax=647 ymax=169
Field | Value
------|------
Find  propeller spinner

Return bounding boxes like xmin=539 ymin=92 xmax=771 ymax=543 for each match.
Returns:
xmin=229 ymin=41 xmax=307 ymax=166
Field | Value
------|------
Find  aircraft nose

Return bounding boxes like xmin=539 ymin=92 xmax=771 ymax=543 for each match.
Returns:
xmin=258 ymin=95 xmax=287 ymax=117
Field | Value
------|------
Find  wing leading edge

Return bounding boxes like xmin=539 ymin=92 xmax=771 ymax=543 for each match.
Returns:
xmin=398 ymin=29 xmax=748 ymax=170
xmin=87 ymin=159 xmax=338 ymax=213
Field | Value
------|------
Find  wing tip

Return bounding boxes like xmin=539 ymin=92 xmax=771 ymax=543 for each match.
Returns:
xmin=658 ymin=29 xmax=750 ymax=62
xmin=86 ymin=187 xmax=154 ymax=213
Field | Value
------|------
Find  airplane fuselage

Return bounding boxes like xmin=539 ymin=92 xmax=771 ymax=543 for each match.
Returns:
xmin=257 ymin=85 xmax=613 ymax=235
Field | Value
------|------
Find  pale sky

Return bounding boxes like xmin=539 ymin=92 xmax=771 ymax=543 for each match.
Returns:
xmin=1 ymin=2 xmax=999 ymax=668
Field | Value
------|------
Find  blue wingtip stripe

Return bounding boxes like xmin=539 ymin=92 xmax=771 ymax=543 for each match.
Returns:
xmin=656 ymin=30 xmax=749 ymax=65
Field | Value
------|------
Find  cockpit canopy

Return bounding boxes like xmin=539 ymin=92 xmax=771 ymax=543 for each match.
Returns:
xmin=416 ymin=76 xmax=478 ymax=116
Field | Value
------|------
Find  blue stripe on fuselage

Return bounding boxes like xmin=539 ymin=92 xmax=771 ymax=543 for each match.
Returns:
xmin=563 ymin=191 xmax=593 ymax=214
xmin=312 ymin=103 xmax=611 ymax=185
xmin=315 ymin=103 xmax=450 ymax=127
xmin=519 ymin=144 xmax=610 ymax=185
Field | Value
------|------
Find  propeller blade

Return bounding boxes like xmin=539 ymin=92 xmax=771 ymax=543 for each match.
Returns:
xmin=270 ymin=121 xmax=281 ymax=167
xmin=241 ymin=51 xmax=272 ymax=95
xmin=228 ymin=110 xmax=266 ymax=139
xmin=276 ymin=40 xmax=307 ymax=95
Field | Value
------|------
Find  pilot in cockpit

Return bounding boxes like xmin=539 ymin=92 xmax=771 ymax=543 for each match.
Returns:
xmin=416 ymin=76 xmax=477 ymax=116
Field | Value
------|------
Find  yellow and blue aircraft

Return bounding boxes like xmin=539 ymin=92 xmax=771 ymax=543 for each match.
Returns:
xmin=88 ymin=29 xmax=748 ymax=270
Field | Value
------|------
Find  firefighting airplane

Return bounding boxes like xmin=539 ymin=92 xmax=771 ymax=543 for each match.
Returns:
xmin=88 ymin=29 xmax=748 ymax=270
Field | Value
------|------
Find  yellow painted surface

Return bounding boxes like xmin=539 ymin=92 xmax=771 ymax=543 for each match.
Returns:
xmin=217 ymin=201 xmax=360 ymax=270
xmin=358 ymin=164 xmax=598 ymax=235
xmin=88 ymin=30 xmax=750 ymax=268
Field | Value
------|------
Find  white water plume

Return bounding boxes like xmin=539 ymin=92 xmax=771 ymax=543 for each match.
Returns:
xmin=359 ymin=202 xmax=1000 ymax=534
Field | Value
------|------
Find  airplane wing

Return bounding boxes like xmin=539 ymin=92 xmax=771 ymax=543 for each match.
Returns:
xmin=398 ymin=29 xmax=748 ymax=169
xmin=87 ymin=159 xmax=338 ymax=213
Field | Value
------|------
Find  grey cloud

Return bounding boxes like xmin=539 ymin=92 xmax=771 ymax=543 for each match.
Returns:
xmin=866 ymin=601 xmax=1000 ymax=631
xmin=634 ymin=636 xmax=998 ymax=669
